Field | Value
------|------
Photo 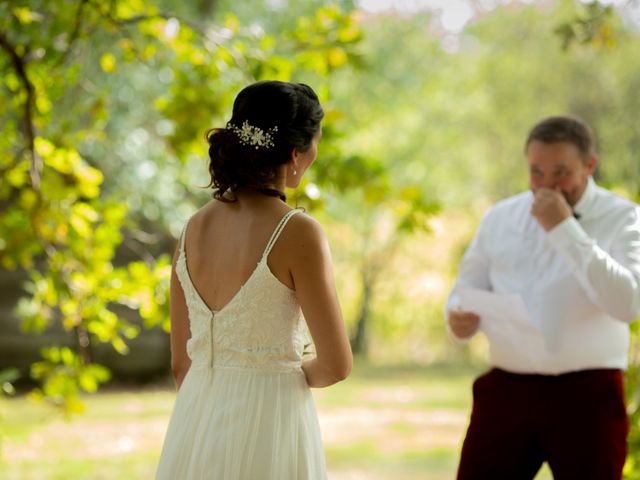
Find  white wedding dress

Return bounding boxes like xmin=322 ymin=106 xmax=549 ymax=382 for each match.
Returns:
xmin=156 ymin=209 xmax=327 ymax=479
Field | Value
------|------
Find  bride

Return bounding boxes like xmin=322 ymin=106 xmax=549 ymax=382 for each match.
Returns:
xmin=156 ymin=80 xmax=352 ymax=479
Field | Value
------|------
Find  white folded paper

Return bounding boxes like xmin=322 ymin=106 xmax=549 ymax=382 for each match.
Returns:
xmin=458 ymin=288 xmax=547 ymax=365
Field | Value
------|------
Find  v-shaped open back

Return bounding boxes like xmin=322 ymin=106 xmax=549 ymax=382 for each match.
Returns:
xmin=174 ymin=208 xmax=306 ymax=372
xmin=178 ymin=208 xmax=301 ymax=314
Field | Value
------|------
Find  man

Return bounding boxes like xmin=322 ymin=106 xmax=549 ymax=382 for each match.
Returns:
xmin=447 ymin=115 xmax=640 ymax=479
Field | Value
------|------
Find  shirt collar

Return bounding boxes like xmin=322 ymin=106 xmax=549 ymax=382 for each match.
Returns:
xmin=572 ymin=176 xmax=595 ymax=219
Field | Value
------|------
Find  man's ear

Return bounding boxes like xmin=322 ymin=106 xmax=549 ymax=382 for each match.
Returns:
xmin=587 ymin=154 xmax=598 ymax=175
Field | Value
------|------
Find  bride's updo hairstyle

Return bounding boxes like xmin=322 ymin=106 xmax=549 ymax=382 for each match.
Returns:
xmin=206 ymin=81 xmax=324 ymax=201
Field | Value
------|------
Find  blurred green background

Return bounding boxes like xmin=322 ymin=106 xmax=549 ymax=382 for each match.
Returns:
xmin=1 ymin=0 xmax=639 ymax=478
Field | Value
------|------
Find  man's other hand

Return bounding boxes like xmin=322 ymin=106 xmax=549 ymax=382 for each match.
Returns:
xmin=531 ymin=187 xmax=572 ymax=231
xmin=448 ymin=308 xmax=481 ymax=339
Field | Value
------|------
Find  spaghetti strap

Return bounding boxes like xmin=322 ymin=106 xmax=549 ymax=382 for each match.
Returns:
xmin=178 ymin=219 xmax=190 ymax=254
xmin=261 ymin=209 xmax=301 ymax=260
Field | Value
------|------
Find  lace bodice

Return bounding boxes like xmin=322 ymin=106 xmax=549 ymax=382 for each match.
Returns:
xmin=175 ymin=209 xmax=308 ymax=372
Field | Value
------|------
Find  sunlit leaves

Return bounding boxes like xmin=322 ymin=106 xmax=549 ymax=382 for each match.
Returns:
xmin=285 ymin=5 xmax=363 ymax=74
xmin=393 ymin=186 xmax=440 ymax=234
xmin=36 ymin=137 xmax=73 ymax=173
xmin=100 ymin=52 xmax=117 ymax=73
xmin=3 ymin=72 xmax=21 ymax=92
xmin=1 ymin=0 xmax=363 ymax=416
xmin=12 ymin=7 xmax=44 ymax=25
xmin=1 ymin=135 xmax=170 ymax=413
xmin=5 ymin=160 xmax=30 ymax=188
xmin=555 ymin=1 xmax=618 ymax=50
xmin=114 ymin=0 xmax=156 ymax=19
xmin=30 ymin=347 xmax=111 ymax=414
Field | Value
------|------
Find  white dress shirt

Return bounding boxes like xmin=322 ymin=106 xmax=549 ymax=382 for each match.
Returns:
xmin=447 ymin=178 xmax=640 ymax=374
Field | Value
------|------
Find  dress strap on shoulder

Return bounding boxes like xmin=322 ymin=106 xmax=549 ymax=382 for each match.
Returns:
xmin=179 ymin=218 xmax=190 ymax=254
xmin=261 ymin=209 xmax=302 ymax=260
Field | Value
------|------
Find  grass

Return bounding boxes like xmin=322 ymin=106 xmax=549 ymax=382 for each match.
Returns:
xmin=0 ymin=362 xmax=553 ymax=479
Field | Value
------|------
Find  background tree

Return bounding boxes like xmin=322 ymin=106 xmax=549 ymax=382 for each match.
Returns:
xmin=0 ymin=0 xmax=364 ymax=412
xmin=2 ymin=0 xmax=639 ymax=475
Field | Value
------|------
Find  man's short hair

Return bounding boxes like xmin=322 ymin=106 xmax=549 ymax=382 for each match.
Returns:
xmin=525 ymin=115 xmax=595 ymax=162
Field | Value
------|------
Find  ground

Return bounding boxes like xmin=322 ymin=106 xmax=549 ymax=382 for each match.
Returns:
xmin=0 ymin=363 xmax=553 ymax=479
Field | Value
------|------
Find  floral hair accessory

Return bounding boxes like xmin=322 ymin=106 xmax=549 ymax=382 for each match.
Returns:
xmin=227 ymin=120 xmax=278 ymax=149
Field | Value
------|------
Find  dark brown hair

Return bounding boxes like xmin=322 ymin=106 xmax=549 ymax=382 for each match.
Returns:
xmin=525 ymin=115 xmax=595 ymax=163
xmin=206 ymin=81 xmax=324 ymax=201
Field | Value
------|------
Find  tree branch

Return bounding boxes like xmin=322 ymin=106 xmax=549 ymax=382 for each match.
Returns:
xmin=0 ymin=32 xmax=41 ymax=190
xmin=53 ymin=0 xmax=91 ymax=68
xmin=86 ymin=0 xmax=253 ymax=80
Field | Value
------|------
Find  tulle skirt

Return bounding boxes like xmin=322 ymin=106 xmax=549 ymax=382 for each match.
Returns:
xmin=156 ymin=365 xmax=327 ymax=479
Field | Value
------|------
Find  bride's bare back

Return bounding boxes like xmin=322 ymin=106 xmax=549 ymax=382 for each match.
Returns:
xmin=184 ymin=194 xmax=296 ymax=312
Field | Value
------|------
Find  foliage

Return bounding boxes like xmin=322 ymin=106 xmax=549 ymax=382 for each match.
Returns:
xmin=319 ymin=1 xmax=640 ymax=470
xmin=554 ymin=0 xmax=618 ymax=49
xmin=329 ymin=185 xmax=440 ymax=356
xmin=0 ymin=0 xmax=364 ymax=413
xmin=29 ymin=347 xmax=111 ymax=415
xmin=625 ymin=322 xmax=640 ymax=479
xmin=3 ymin=9 xmax=640 ymax=475
xmin=299 ymin=0 xmax=640 ymax=361
xmin=556 ymin=4 xmax=640 ymax=476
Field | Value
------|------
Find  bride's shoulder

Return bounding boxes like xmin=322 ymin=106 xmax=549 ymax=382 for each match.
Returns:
xmin=188 ymin=200 xmax=225 ymax=224
xmin=288 ymin=209 xmax=325 ymax=234
xmin=283 ymin=210 xmax=330 ymax=254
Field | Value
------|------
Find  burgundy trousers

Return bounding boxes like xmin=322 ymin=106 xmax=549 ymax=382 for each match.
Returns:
xmin=457 ymin=368 xmax=628 ymax=480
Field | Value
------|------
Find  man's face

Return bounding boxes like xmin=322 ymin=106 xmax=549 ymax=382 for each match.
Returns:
xmin=526 ymin=140 xmax=597 ymax=207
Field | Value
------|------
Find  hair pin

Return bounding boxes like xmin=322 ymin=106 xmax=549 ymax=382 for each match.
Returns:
xmin=227 ymin=120 xmax=277 ymax=149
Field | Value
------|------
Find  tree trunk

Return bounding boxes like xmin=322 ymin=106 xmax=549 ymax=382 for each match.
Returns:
xmin=74 ymin=325 xmax=93 ymax=365
xmin=198 ymin=0 xmax=218 ymax=16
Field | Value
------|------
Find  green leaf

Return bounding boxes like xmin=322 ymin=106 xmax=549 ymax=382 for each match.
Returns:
xmin=0 ymin=368 xmax=20 ymax=385
xmin=12 ymin=7 xmax=43 ymax=24
xmin=100 ymin=53 xmax=117 ymax=73
xmin=111 ymin=336 xmax=129 ymax=355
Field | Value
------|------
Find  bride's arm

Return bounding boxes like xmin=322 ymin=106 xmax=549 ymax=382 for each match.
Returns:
xmin=289 ymin=215 xmax=352 ymax=388
xmin=169 ymin=245 xmax=191 ymax=390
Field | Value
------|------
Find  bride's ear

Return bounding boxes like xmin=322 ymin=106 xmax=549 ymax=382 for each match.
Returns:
xmin=288 ymin=149 xmax=300 ymax=174
xmin=289 ymin=146 xmax=301 ymax=163
xmin=287 ymin=161 xmax=298 ymax=178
